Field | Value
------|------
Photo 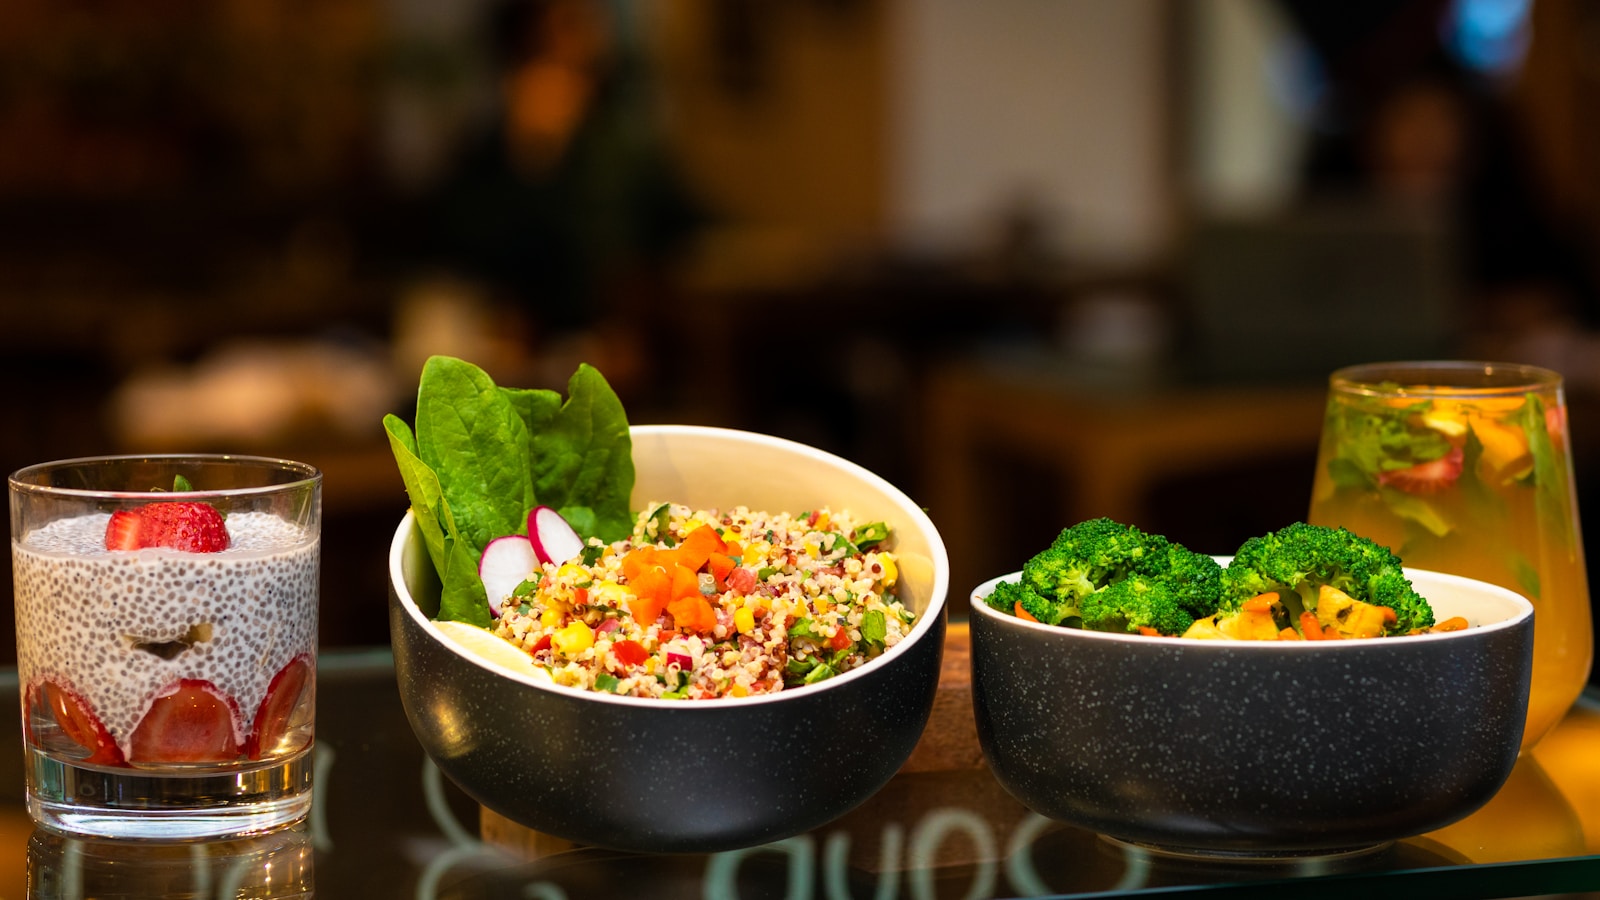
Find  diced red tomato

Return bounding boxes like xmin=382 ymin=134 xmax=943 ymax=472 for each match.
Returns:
xmin=827 ymin=628 xmax=852 ymax=650
xmin=612 ymin=640 xmax=648 ymax=666
xmin=530 ymin=634 xmax=553 ymax=655
xmin=727 ymin=567 xmax=757 ymax=594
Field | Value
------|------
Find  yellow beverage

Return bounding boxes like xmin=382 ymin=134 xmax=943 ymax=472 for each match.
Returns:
xmin=1308 ymin=361 xmax=1590 ymax=751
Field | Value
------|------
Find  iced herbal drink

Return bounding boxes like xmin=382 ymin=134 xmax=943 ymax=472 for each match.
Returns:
xmin=9 ymin=455 xmax=320 ymax=840
xmin=1308 ymin=362 xmax=1589 ymax=750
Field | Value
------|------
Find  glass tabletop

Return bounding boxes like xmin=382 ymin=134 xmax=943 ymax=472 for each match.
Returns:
xmin=5 ymin=644 xmax=1600 ymax=899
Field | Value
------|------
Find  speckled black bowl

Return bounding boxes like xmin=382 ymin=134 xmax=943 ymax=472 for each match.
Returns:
xmin=389 ymin=425 xmax=949 ymax=854
xmin=970 ymin=565 xmax=1533 ymax=857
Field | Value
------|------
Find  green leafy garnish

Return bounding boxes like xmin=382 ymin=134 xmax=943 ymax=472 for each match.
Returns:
xmin=860 ymin=609 xmax=887 ymax=646
xmin=173 ymin=475 xmax=194 ymax=492
xmin=385 ymin=356 xmax=634 ymax=626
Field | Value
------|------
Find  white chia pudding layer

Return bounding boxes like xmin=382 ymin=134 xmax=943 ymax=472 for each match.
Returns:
xmin=13 ymin=510 xmax=319 ymax=755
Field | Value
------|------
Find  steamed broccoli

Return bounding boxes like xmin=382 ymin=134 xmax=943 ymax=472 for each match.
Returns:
xmin=986 ymin=518 xmax=1221 ymax=635
xmin=1220 ymin=522 xmax=1433 ymax=634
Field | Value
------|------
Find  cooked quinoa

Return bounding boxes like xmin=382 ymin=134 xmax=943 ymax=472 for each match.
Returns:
xmin=492 ymin=502 xmax=914 ymax=699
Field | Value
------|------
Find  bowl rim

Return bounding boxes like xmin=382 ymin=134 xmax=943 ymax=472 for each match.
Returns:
xmin=390 ymin=423 xmax=950 ymax=708
xmin=968 ymin=557 xmax=1534 ymax=648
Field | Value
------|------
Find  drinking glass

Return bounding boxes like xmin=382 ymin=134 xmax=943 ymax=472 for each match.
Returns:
xmin=9 ymin=455 xmax=320 ymax=839
xmin=1308 ymin=361 xmax=1590 ymax=750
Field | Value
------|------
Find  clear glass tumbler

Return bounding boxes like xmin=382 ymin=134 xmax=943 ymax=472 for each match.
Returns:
xmin=1308 ymin=361 xmax=1590 ymax=750
xmin=9 ymin=455 xmax=320 ymax=839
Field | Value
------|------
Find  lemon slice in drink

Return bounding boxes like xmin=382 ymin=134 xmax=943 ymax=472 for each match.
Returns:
xmin=433 ymin=620 xmax=553 ymax=684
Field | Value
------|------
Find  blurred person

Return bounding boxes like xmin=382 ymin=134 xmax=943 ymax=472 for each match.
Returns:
xmin=421 ymin=0 xmax=705 ymax=397
xmin=1284 ymin=1 xmax=1600 ymax=365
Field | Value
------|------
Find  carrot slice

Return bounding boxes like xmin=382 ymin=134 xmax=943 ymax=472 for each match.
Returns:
xmin=1242 ymin=592 xmax=1279 ymax=613
xmin=1299 ymin=611 xmax=1331 ymax=640
xmin=668 ymin=594 xmax=716 ymax=633
xmin=1014 ymin=602 xmax=1039 ymax=622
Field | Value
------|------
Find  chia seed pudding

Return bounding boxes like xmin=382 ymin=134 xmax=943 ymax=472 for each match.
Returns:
xmin=13 ymin=510 xmax=319 ymax=763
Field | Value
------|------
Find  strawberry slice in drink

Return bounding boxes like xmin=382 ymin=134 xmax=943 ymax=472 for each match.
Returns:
xmin=128 ymin=679 xmax=242 ymax=764
xmin=1378 ymin=445 xmax=1465 ymax=495
xmin=105 ymin=501 xmax=230 ymax=553
xmin=28 ymin=679 xmax=124 ymax=766
xmin=246 ymin=655 xmax=313 ymax=760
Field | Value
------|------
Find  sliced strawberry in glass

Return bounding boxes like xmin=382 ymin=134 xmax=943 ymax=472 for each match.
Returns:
xmin=128 ymin=679 xmax=242 ymax=764
xmin=29 ymin=679 xmax=125 ymax=766
xmin=245 ymin=655 xmax=313 ymax=760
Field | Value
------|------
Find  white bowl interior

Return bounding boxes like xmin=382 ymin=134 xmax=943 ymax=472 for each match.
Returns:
xmin=393 ymin=424 xmax=950 ymax=699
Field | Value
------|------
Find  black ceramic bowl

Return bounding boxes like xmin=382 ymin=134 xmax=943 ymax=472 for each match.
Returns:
xmin=389 ymin=425 xmax=949 ymax=853
xmin=970 ymin=564 xmax=1534 ymax=857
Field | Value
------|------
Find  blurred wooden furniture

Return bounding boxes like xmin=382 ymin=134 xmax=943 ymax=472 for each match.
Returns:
xmin=922 ymin=360 xmax=1329 ymax=607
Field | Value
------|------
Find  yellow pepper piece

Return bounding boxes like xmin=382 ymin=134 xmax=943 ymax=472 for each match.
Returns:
xmin=878 ymin=553 xmax=898 ymax=587
xmin=734 ymin=607 xmax=756 ymax=635
xmin=730 ymin=683 xmax=750 ymax=698
xmin=551 ymin=620 xmax=594 ymax=656
xmin=540 ymin=606 xmax=564 ymax=629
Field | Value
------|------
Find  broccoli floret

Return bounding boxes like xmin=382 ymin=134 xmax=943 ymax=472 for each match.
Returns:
xmin=985 ymin=578 xmax=1066 ymax=624
xmin=1221 ymin=522 xmax=1433 ymax=634
xmin=1082 ymin=574 xmax=1199 ymax=636
xmin=1003 ymin=518 xmax=1222 ymax=635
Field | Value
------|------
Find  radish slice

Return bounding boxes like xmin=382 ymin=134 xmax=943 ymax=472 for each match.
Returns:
xmin=528 ymin=505 xmax=585 ymax=566
xmin=479 ymin=535 xmax=538 ymax=616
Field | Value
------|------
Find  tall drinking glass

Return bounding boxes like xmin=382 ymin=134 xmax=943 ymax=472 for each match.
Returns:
xmin=1308 ymin=362 xmax=1589 ymax=750
xmin=9 ymin=455 xmax=320 ymax=839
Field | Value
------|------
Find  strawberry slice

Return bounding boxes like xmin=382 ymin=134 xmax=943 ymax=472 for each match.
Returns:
xmin=103 ymin=502 xmax=229 ymax=553
xmin=28 ymin=679 xmax=125 ymax=766
xmin=245 ymin=655 xmax=313 ymax=760
xmin=1378 ymin=445 xmax=1465 ymax=494
xmin=128 ymin=679 xmax=241 ymax=764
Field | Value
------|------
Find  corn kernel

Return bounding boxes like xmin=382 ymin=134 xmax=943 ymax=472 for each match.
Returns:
xmin=730 ymin=683 xmax=749 ymax=698
xmin=556 ymin=563 xmax=587 ymax=583
xmin=734 ymin=607 xmax=755 ymax=635
xmin=878 ymin=553 xmax=898 ymax=586
xmin=552 ymin=620 xmax=594 ymax=656
xmin=591 ymin=580 xmax=629 ymax=607
xmin=540 ymin=607 xmax=563 ymax=628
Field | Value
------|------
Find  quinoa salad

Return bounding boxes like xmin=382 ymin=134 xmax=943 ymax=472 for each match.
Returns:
xmin=492 ymin=502 xmax=915 ymax=699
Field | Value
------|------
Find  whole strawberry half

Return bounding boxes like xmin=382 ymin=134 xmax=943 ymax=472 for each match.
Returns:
xmin=105 ymin=502 xmax=230 ymax=552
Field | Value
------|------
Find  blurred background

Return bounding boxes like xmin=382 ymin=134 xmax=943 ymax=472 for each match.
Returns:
xmin=2 ymin=0 xmax=1599 ymax=664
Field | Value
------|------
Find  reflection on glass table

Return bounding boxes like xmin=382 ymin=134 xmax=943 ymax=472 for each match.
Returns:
xmin=6 ymin=643 xmax=1600 ymax=899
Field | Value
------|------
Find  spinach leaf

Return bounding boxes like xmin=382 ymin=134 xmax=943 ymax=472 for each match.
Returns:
xmin=529 ymin=364 xmax=635 ymax=543
xmin=386 ymin=356 xmax=635 ymax=626
xmin=384 ymin=414 xmax=491 ymax=626
xmin=413 ymin=357 xmax=535 ymax=555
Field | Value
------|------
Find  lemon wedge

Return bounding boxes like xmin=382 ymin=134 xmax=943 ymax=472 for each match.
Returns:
xmin=433 ymin=620 xmax=553 ymax=683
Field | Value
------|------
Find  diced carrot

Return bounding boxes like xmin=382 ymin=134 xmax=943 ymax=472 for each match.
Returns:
xmin=1137 ymin=626 xmax=1160 ymax=637
xmin=1278 ymin=627 xmax=1302 ymax=641
xmin=1014 ymin=602 xmax=1039 ymax=622
xmin=627 ymin=566 xmax=671 ymax=624
xmin=708 ymin=551 xmax=737 ymax=584
xmin=621 ymin=546 xmax=659 ymax=581
xmin=668 ymin=594 xmax=716 ymax=633
xmin=723 ymin=540 xmax=743 ymax=557
xmin=1299 ymin=611 xmax=1329 ymax=640
xmin=1243 ymin=593 xmax=1279 ymax=613
xmin=1379 ymin=606 xmax=1398 ymax=625
xmin=670 ymin=563 xmax=702 ymax=603
xmin=1432 ymin=616 xmax=1470 ymax=633
xmin=674 ymin=525 xmax=727 ymax=571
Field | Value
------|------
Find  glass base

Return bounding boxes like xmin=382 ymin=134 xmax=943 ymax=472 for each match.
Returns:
xmin=26 ymin=746 xmax=313 ymax=841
